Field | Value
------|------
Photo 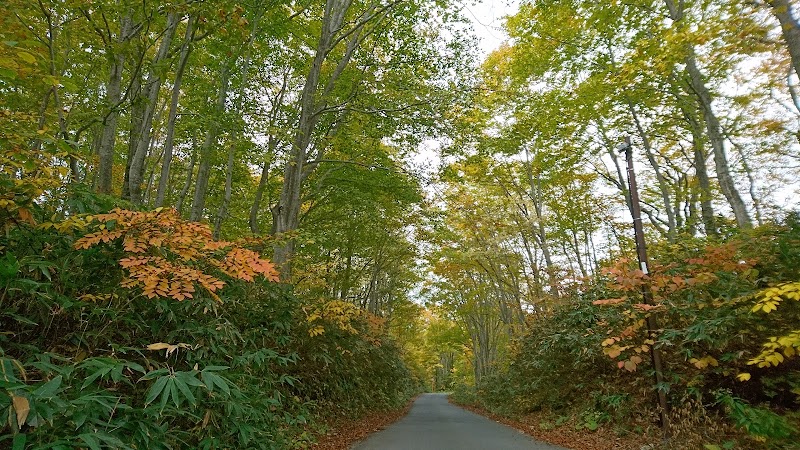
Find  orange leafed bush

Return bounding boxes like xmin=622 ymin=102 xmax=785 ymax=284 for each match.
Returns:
xmin=74 ymin=208 xmax=280 ymax=301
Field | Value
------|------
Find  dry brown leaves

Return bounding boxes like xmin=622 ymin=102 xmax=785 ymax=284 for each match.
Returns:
xmin=451 ymin=400 xmax=655 ymax=450
xmin=309 ymin=397 xmax=417 ymax=450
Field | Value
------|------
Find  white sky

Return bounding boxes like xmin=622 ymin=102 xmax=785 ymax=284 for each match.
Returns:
xmin=411 ymin=1 xmax=520 ymax=182
xmin=462 ymin=0 xmax=518 ymax=54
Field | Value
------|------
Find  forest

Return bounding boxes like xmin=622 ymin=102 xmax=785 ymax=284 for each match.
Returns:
xmin=1 ymin=0 xmax=799 ymax=449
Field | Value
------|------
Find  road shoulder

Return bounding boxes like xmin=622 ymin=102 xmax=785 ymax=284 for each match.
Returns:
xmin=310 ymin=396 xmax=418 ymax=450
xmin=449 ymin=397 xmax=653 ymax=450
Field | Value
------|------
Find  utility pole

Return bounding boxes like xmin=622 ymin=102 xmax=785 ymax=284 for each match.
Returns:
xmin=618 ymin=136 xmax=670 ymax=433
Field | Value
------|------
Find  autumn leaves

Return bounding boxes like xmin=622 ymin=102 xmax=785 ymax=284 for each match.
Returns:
xmin=74 ymin=208 xmax=279 ymax=302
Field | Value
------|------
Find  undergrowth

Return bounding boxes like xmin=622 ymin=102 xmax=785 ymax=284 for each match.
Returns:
xmin=456 ymin=217 xmax=800 ymax=449
xmin=0 ymin=195 xmax=417 ymax=449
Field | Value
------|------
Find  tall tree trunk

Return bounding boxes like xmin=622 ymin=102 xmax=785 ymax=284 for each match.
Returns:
xmin=38 ymin=3 xmax=78 ymax=182
xmin=523 ymin=147 xmax=559 ymax=298
xmin=128 ymin=12 xmax=180 ymax=204
xmin=250 ymin=152 xmax=273 ymax=234
xmin=96 ymin=14 xmax=133 ymax=194
xmin=670 ymin=75 xmax=718 ymax=236
xmin=123 ymin=61 xmax=144 ymax=200
xmin=726 ymin=135 xmax=765 ymax=225
xmin=272 ymin=0 xmax=389 ymax=278
xmin=250 ymin=74 xmax=288 ymax=234
xmin=156 ymin=16 xmax=195 ymax=207
xmin=664 ymin=0 xmax=752 ymax=228
xmin=769 ymin=0 xmax=800 ymax=80
xmin=142 ymin=110 xmax=166 ymax=206
xmin=212 ymin=13 xmax=262 ymax=237
xmin=684 ymin=55 xmax=752 ymax=228
xmin=627 ymin=102 xmax=677 ymax=241
xmin=272 ymin=0 xmax=354 ymax=275
xmin=687 ymin=106 xmax=718 ymax=236
xmin=212 ymin=144 xmax=235 ymax=240
xmin=604 ymin=37 xmax=676 ymax=239
xmin=189 ymin=66 xmax=230 ymax=221
xmin=250 ymin=160 xmax=271 ymax=233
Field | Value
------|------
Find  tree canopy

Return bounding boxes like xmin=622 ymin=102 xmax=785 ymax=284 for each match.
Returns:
xmin=2 ymin=0 xmax=800 ymax=448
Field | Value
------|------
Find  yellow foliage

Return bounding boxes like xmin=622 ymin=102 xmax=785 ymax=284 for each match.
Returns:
xmin=78 ymin=293 xmax=119 ymax=303
xmin=745 ymin=282 xmax=800 ymax=371
xmin=751 ymin=282 xmax=800 ymax=313
xmin=305 ymin=300 xmax=360 ymax=335
xmin=737 ymin=373 xmax=751 ymax=382
xmin=748 ymin=331 xmax=800 ymax=369
xmin=689 ymin=355 xmax=719 ymax=370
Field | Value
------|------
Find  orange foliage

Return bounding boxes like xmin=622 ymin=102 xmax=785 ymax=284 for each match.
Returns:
xmin=74 ymin=208 xmax=279 ymax=301
xmin=594 ymin=244 xmax=757 ymax=373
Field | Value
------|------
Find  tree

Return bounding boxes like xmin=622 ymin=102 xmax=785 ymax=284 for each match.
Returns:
xmin=270 ymin=0 xmax=471 ymax=276
xmin=767 ymin=0 xmax=800 ymax=80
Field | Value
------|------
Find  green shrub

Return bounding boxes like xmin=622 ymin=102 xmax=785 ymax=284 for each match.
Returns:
xmin=0 ymin=202 xmax=416 ymax=448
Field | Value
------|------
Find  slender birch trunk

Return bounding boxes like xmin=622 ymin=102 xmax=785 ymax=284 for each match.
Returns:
xmin=96 ymin=13 xmax=133 ymax=194
xmin=128 ymin=12 xmax=180 ymax=204
xmin=155 ymin=16 xmax=195 ymax=207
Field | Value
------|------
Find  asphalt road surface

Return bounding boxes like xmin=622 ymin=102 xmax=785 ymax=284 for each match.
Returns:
xmin=351 ymin=393 xmax=567 ymax=450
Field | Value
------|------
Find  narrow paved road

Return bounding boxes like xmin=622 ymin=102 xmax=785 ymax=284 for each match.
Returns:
xmin=351 ymin=393 xmax=567 ymax=450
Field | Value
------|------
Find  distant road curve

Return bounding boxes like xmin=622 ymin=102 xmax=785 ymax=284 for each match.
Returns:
xmin=351 ymin=393 xmax=568 ymax=450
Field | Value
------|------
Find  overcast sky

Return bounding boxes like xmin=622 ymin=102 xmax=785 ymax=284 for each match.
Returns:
xmin=462 ymin=0 xmax=518 ymax=55
xmin=409 ymin=1 xmax=519 ymax=180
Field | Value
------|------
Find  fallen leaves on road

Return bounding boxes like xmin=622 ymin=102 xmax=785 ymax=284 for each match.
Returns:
xmin=451 ymin=399 xmax=655 ymax=450
xmin=310 ymin=397 xmax=417 ymax=450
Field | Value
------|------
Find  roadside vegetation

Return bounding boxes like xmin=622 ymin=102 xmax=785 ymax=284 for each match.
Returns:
xmin=424 ymin=1 xmax=800 ymax=447
xmin=2 ymin=0 xmax=800 ymax=449
xmin=447 ymin=219 xmax=800 ymax=448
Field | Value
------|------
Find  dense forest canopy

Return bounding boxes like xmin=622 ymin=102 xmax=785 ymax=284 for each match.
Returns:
xmin=2 ymin=0 xmax=800 ymax=448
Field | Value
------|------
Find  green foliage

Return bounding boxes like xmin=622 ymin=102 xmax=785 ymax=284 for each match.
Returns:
xmin=464 ymin=218 xmax=800 ymax=446
xmin=449 ymin=383 xmax=478 ymax=406
xmin=715 ymin=390 xmax=797 ymax=444
xmin=0 ymin=191 xmax=417 ymax=448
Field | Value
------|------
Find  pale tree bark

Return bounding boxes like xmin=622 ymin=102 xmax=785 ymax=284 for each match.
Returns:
xmin=523 ymin=147 xmax=559 ymax=298
xmin=189 ymin=65 xmax=230 ymax=222
xmin=36 ymin=1 xmax=78 ymax=181
xmin=769 ymin=0 xmax=800 ymax=79
xmin=475 ymin=254 xmax=525 ymax=332
xmin=626 ymin=103 xmax=677 ymax=241
xmin=664 ymin=0 xmax=752 ymax=228
xmin=212 ymin=144 xmax=235 ymax=240
xmin=176 ymin=143 xmax=197 ymax=216
xmin=250 ymin=135 xmax=277 ymax=234
xmin=725 ymin=134 xmax=765 ymax=225
xmin=684 ymin=55 xmax=752 ymax=228
xmin=128 ymin=12 xmax=180 ymax=204
xmin=513 ymin=214 xmax=544 ymax=300
xmin=272 ymin=0 xmax=355 ymax=273
xmin=604 ymin=37 xmax=677 ymax=239
xmin=668 ymin=74 xmax=718 ymax=235
xmin=96 ymin=13 xmax=134 ymax=194
xmin=122 ymin=58 xmax=144 ymax=199
xmin=213 ymin=13 xmax=263 ymax=239
xmin=142 ymin=102 xmax=167 ymax=205
xmin=497 ymin=167 xmax=553 ymax=305
xmin=460 ymin=281 xmax=500 ymax=384
xmin=685 ymin=102 xmax=718 ymax=236
xmin=250 ymin=73 xmax=288 ymax=234
xmin=271 ymin=0 xmax=396 ymax=278
xmin=155 ymin=16 xmax=196 ymax=207
xmin=499 ymin=163 xmax=560 ymax=301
